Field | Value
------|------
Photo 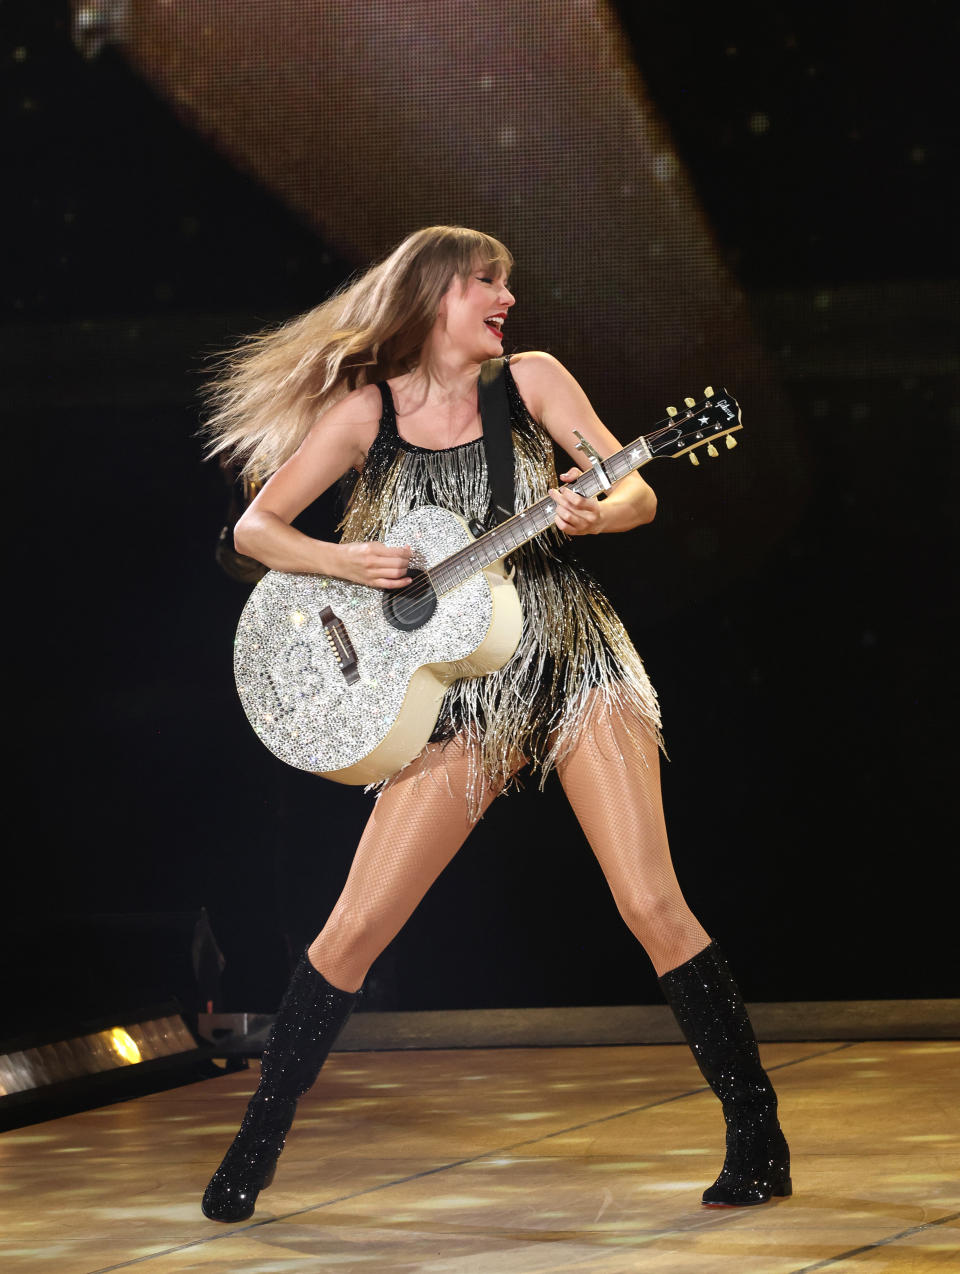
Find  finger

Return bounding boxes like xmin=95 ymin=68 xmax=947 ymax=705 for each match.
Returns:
xmin=561 ymin=505 xmax=592 ymax=532
xmin=552 ymin=488 xmax=583 ymax=512
xmin=372 ymin=542 xmax=412 ymax=556
xmin=559 ymin=467 xmax=582 ymax=484
xmin=379 ymin=576 xmax=413 ymax=588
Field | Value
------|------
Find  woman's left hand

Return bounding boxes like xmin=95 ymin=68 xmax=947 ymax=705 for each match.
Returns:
xmin=548 ymin=469 xmax=603 ymax=535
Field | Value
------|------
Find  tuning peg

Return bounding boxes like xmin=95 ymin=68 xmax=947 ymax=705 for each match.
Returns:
xmin=704 ymin=386 xmax=714 ymax=398
xmin=707 ymin=443 xmax=719 ymax=458
xmin=684 ymin=397 xmax=696 ymax=408
xmin=688 ymin=451 xmax=700 ymax=466
xmin=726 ymin=435 xmax=738 ymax=449
xmin=667 ymin=406 xmax=678 ymax=418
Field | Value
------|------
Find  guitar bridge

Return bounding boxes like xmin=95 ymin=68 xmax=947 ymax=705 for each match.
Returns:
xmin=320 ymin=606 xmax=360 ymax=685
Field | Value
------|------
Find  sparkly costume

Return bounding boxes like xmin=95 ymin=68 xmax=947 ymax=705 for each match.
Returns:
xmin=202 ymin=364 xmax=791 ymax=1222
xmin=340 ymin=361 xmax=662 ymax=799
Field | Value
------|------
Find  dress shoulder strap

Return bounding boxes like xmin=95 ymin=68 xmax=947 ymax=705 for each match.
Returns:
xmin=478 ymin=357 xmax=516 ymax=524
xmin=375 ymin=381 xmax=399 ymax=437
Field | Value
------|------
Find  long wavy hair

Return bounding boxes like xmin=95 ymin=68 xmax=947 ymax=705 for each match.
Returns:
xmin=202 ymin=225 xmax=513 ymax=478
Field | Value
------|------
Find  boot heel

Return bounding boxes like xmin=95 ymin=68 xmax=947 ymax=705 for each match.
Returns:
xmin=200 ymin=956 xmax=357 ymax=1223
xmin=659 ymin=942 xmax=793 ymax=1210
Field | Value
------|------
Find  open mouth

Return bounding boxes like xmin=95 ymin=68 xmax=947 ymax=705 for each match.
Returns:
xmin=484 ymin=313 xmax=506 ymax=337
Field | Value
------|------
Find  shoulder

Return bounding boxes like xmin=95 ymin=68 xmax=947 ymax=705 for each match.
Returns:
xmin=301 ymin=381 xmax=384 ymax=469
xmin=509 ymin=350 xmax=567 ymax=390
xmin=508 ymin=351 xmax=584 ymax=418
xmin=315 ymin=381 xmax=383 ymax=438
xmin=326 ymin=381 xmax=384 ymax=429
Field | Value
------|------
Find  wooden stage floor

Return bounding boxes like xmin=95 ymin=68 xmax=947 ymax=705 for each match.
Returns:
xmin=1 ymin=1039 xmax=958 ymax=1273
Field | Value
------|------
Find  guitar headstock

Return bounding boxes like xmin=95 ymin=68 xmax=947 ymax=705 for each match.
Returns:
xmin=646 ymin=388 xmax=743 ymax=465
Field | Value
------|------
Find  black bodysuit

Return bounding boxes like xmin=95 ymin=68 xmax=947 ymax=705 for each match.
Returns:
xmin=339 ymin=360 xmax=661 ymax=805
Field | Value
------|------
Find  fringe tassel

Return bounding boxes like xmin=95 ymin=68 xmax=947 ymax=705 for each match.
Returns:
xmin=340 ymin=372 xmax=663 ymax=821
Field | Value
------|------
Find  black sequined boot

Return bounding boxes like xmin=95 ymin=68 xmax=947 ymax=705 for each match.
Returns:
xmin=658 ymin=941 xmax=791 ymax=1207
xmin=201 ymin=954 xmax=357 ymax=1222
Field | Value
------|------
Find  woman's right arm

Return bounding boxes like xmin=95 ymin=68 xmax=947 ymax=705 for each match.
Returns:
xmin=233 ymin=385 xmax=413 ymax=588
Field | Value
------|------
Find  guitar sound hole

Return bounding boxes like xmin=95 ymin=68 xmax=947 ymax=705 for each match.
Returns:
xmin=382 ymin=568 xmax=438 ymax=632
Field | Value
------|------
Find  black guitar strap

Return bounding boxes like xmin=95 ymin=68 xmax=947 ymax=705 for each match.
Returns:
xmin=477 ymin=357 xmax=516 ymax=525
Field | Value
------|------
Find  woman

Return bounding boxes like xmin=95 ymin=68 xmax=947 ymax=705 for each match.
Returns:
xmin=201 ymin=225 xmax=790 ymax=1222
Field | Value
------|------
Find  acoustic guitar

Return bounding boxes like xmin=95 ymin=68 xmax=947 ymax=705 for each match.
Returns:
xmin=234 ymin=389 xmax=742 ymax=783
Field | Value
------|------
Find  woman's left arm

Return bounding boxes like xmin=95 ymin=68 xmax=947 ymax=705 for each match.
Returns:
xmin=509 ymin=351 xmax=656 ymax=536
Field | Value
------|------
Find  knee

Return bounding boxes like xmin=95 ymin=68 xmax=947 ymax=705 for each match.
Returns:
xmin=311 ymin=906 xmax=385 ymax=969
xmin=616 ymin=889 xmax=688 ymax=945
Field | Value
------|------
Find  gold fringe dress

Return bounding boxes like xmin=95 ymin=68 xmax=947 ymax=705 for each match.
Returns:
xmin=339 ymin=361 xmax=662 ymax=805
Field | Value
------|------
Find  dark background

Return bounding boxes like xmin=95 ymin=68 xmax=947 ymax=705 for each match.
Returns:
xmin=5 ymin=1 xmax=957 ymax=1026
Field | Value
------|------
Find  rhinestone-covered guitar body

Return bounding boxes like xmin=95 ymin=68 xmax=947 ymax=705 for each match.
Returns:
xmin=233 ymin=506 xmax=522 ymax=784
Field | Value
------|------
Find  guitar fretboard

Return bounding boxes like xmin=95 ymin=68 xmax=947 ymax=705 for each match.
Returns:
xmin=426 ymin=436 xmax=653 ymax=595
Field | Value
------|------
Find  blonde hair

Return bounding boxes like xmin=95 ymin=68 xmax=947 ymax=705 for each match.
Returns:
xmin=202 ymin=225 xmax=513 ymax=478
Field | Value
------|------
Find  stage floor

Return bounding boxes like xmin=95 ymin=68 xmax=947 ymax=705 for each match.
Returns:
xmin=1 ymin=1039 xmax=958 ymax=1273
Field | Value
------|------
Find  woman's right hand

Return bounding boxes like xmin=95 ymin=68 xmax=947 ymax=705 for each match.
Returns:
xmin=333 ymin=541 xmax=413 ymax=589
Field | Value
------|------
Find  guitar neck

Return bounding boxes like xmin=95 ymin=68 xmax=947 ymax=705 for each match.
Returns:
xmin=426 ymin=436 xmax=653 ymax=596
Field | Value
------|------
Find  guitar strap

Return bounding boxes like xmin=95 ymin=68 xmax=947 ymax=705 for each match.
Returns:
xmin=477 ymin=357 xmax=516 ymax=525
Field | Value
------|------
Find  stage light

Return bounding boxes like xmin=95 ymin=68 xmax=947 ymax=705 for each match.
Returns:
xmin=108 ymin=1027 xmax=142 ymax=1065
xmin=0 ymin=1012 xmax=197 ymax=1098
xmin=0 ymin=1008 xmax=225 ymax=1131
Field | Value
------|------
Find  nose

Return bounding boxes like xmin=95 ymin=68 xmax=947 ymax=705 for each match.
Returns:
xmin=500 ymin=282 xmax=515 ymax=308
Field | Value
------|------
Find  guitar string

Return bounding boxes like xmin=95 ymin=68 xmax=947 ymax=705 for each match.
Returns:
xmin=392 ymin=431 xmax=654 ymax=604
xmin=393 ymin=428 xmax=665 ymax=604
xmin=317 ymin=493 xmax=560 ymax=634
xmin=307 ymin=483 xmax=571 ymax=647
xmin=316 ymin=444 xmax=636 ymax=636
xmin=314 ymin=427 xmax=672 ymax=633
xmin=309 ymin=418 xmax=723 ymax=644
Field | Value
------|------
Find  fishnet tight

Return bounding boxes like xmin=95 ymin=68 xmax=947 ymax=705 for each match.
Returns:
xmin=308 ymin=737 xmax=511 ymax=992
xmin=309 ymin=696 xmax=709 ymax=990
xmin=553 ymin=695 xmax=710 ymax=976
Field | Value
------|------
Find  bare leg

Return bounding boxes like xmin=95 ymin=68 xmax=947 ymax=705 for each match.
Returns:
xmin=203 ymin=734 xmax=511 ymax=1223
xmin=309 ymin=736 xmax=514 ymax=991
xmin=557 ymin=693 xmax=790 ymax=1206
xmin=555 ymin=694 xmax=709 ymax=976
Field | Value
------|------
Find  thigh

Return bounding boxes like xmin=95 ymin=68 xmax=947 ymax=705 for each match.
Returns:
xmin=555 ymin=692 xmax=671 ymax=878
xmin=323 ymin=735 xmax=514 ymax=946
xmin=555 ymin=692 xmax=709 ymax=972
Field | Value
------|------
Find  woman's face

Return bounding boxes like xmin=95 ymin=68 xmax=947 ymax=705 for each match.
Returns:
xmin=433 ymin=264 xmax=515 ymax=361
